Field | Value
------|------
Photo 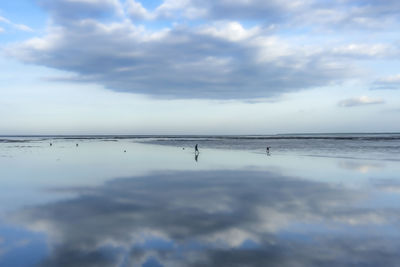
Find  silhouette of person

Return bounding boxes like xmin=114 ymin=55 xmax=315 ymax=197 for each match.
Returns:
xmin=195 ymin=144 xmax=199 ymax=154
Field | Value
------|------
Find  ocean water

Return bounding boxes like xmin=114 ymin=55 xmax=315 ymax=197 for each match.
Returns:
xmin=0 ymin=134 xmax=400 ymax=266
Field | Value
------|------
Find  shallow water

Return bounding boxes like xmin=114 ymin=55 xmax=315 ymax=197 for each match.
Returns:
xmin=1 ymin=136 xmax=400 ymax=266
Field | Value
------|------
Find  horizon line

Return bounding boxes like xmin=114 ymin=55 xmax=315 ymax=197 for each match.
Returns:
xmin=1 ymin=132 xmax=400 ymax=137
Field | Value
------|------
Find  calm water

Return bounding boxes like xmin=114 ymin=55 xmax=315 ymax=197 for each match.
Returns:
xmin=1 ymin=134 xmax=400 ymax=266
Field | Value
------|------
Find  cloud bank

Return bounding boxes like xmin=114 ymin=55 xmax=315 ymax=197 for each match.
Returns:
xmin=6 ymin=0 xmax=400 ymax=99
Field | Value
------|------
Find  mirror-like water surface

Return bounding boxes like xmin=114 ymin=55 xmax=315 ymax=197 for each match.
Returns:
xmin=1 ymin=135 xmax=400 ymax=266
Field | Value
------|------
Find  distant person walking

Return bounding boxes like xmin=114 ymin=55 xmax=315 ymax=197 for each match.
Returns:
xmin=195 ymin=144 xmax=199 ymax=154
xmin=266 ymin=146 xmax=270 ymax=153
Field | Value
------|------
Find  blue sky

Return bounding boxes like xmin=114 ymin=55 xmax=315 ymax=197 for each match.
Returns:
xmin=0 ymin=0 xmax=399 ymax=134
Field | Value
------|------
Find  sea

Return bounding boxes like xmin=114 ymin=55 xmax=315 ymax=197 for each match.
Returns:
xmin=0 ymin=133 xmax=400 ymax=266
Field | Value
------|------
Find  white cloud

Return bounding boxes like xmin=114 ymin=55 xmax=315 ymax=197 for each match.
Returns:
xmin=0 ymin=16 xmax=11 ymax=24
xmin=125 ymin=0 xmax=153 ymax=20
xmin=331 ymin=43 xmax=395 ymax=58
xmin=0 ymin=15 xmax=33 ymax=32
xmin=14 ymin=24 xmax=34 ymax=32
xmin=127 ymin=0 xmax=400 ymax=30
xmin=154 ymin=0 xmax=208 ymax=20
xmin=198 ymin=21 xmax=260 ymax=42
xmin=292 ymin=0 xmax=400 ymax=30
xmin=9 ymin=19 xmax=355 ymax=99
xmin=372 ymin=74 xmax=400 ymax=90
xmin=338 ymin=96 xmax=385 ymax=107
xmin=7 ymin=0 xmax=400 ymax=100
xmin=379 ymin=74 xmax=400 ymax=83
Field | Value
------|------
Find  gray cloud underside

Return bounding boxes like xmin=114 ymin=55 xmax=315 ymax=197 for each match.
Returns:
xmin=11 ymin=22 xmax=353 ymax=99
xmin=12 ymin=170 xmax=400 ymax=266
xmin=37 ymin=0 xmax=123 ymax=22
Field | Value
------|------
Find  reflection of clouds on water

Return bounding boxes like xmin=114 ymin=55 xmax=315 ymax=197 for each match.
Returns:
xmin=371 ymin=178 xmax=400 ymax=194
xmin=0 ymin=237 xmax=4 ymax=257
xmin=10 ymin=170 xmax=400 ymax=266
xmin=174 ymin=238 xmax=400 ymax=267
xmin=0 ymin=224 xmax=47 ymax=267
xmin=338 ymin=161 xmax=384 ymax=173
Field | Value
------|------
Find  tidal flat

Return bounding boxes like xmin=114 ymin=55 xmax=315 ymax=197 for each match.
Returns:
xmin=1 ymin=135 xmax=400 ymax=266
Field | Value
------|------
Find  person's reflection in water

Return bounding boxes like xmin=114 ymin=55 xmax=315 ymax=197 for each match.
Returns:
xmin=195 ymin=153 xmax=199 ymax=162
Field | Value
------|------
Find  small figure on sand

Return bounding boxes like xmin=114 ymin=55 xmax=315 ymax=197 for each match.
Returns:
xmin=50 ymin=143 xmax=52 ymax=146
xmin=76 ymin=143 xmax=79 ymax=147
xmin=266 ymin=146 xmax=271 ymax=155
xmin=195 ymin=144 xmax=199 ymax=154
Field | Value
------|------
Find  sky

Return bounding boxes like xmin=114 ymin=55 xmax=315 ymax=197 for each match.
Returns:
xmin=0 ymin=0 xmax=399 ymax=135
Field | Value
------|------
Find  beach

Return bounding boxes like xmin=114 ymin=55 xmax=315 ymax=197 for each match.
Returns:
xmin=3 ymin=0 xmax=400 ymax=265
xmin=1 ymin=134 xmax=400 ymax=266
